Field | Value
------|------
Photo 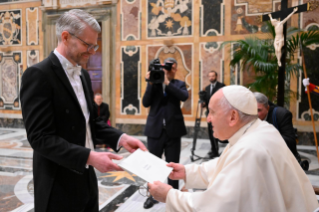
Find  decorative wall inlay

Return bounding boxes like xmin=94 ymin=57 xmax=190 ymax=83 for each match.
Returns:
xmin=147 ymin=0 xmax=193 ymax=38
xmin=231 ymin=0 xmax=280 ymax=35
xmin=200 ymin=0 xmax=224 ymax=36
xmin=0 ymin=10 xmax=22 ymax=46
xmin=200 ymin=42 xmax=224 ymax=90
xmin=230 ymin=43 xmax=240 ymax=85
xmin=27 ymin=50 xmax=39 ymax=68
xmin=26 ymin=7 xmax=39 ymax=46
xmin=121 ymin=46 xmax=141 ymax=115
xmin=121 ymin=0 xmax=141 ymax=41
xmin=0 ymin=51 xmax=22 ymax=110
xmin=147 ymin=44 xmax=193 ymax=115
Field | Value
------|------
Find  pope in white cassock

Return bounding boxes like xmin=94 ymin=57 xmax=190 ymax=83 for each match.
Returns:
xmin=148 ymin=85 xmax=318 ymax=212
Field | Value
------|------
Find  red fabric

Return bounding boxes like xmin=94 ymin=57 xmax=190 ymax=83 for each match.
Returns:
xmin=97 ymin=106 xmax=100 ymax=116
xmin=107 ymin=120 xmax=111 ymax=126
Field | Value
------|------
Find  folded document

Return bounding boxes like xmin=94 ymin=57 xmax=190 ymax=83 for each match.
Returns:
xmin=118 ymin=149 xmax=173 ymax=183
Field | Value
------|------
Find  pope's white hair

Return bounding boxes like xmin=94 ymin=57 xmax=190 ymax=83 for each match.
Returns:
xmin=56 ymin=9 xmax=101 ymax=42
xmin=219 ymin=94 xmax=258 ymax=124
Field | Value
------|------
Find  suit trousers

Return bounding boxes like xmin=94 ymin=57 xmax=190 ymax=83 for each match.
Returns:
xmin=147 ymin=129 xmax=181 ymax=189
xmin=46 ymin=166 xmax=99 ymax=212
xmin=207 ymin=122 xmax=219 ymax=156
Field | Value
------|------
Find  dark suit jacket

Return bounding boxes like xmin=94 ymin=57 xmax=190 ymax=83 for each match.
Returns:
xmin=204 ymin=81 xmax=225 ymax=114
xmin=142 ymin=80 xmax=188 ymax=138
xmin=20 ymin=52 xmax=123 ymax=212
xmin=95 ymin=102 xmax=110 ymax=122
xmin=266 ymin=104 xmax=298 ymax=156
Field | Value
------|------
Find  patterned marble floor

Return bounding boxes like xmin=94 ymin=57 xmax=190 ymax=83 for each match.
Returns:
xmin=0 ymin=128 xmax=318 ymax=212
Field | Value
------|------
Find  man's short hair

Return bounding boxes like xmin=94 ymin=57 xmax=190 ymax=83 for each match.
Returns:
xmin=94 ymin=93 xmax=102 ymax=98
xmin=209 ymin=70 xmax=218 ymax=77
xmin=164 ymin=57 xmax=178 ymax=67
xmin=253 ymin=92 xmax=269 ymax=108
xmin=56 ymin=9 xmax=101 ymax=42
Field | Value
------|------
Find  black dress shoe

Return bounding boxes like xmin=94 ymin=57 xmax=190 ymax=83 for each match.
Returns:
xmin=143 ymin=196 xmax=158 ymax=209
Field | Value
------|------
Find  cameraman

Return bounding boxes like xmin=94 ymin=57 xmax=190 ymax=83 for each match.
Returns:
xmin=142 ymin=58 xmax=188 ymax=209
xmin=202 ymin=70 xmax=225 ymax=158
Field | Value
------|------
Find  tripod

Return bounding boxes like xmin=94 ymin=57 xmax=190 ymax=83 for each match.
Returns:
xmin=190 ymin=100 xmax=211 ymax=162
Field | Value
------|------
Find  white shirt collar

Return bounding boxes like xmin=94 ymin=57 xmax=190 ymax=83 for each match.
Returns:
xmin=228 ymin=119 xmax=258 ymax=147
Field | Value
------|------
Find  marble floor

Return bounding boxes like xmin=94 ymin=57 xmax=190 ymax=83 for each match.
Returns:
xmin=0 ymin=128 xmax=318 ymax=212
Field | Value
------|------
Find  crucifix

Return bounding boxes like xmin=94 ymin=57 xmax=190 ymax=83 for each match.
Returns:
xmin=261 ymin=1 xmax=310 ymax=106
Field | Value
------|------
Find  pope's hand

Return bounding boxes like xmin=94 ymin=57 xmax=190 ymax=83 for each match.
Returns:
xmin=148 ymin=181 xmax=172 ymax=203
xmin=87 ymin=151 xmax=123 ymax=173
xmin=118 ymin=134 xmax=147 ymax=153
xmin=167 ymin=162 xmax=186 ymax=181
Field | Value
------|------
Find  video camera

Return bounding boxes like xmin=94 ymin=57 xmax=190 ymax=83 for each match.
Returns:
xmin=147 ymin=58 xmax=174 ymax=84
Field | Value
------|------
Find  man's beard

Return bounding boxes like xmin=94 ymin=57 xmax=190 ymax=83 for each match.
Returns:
xmin=210 ymin=79 xmax=216 ymax=83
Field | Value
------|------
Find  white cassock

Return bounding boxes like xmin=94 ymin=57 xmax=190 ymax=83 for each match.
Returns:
xmin=166 ymin=119 xmax=318 ymax=212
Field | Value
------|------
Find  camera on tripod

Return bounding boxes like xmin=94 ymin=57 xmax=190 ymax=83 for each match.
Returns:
xmin=147 ymin=58 xmax=174 ymax=84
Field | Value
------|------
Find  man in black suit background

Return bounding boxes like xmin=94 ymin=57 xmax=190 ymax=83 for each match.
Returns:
xmin=254 ymin=92 xmax=301 ymax=162
xmin=142 ymin=57 xmax=188 ymax=209
xmin=20 ymin=9 xmax=146 ymax=212
xmin=202 ymin=70 xmax=225 ymax=158
xmin=94 ymin=93 xmax=110 ymax=123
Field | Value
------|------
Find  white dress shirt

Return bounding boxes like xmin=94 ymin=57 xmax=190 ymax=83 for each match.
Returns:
xmin=53 ymin=50 xmax=95 ymax=156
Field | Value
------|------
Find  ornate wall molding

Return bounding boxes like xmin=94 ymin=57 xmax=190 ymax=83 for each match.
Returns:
xmin=0 ymin=51 xmax=22 ymax=110
xmin=26 ymin=7 xmax=39 ymax=45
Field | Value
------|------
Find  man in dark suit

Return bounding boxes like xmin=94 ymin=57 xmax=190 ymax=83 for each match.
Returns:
xmin=142 ymin=57 xmax=188 ymax=209
xmin=254 ymin=92 xmax=300 ymax=161
xmin=94 ymin=93 xmax=110 ymax=123
xmin=20 ymin=9 xmax=146 ymax=212
xmin=202 ymin=71 xmax=225 ymax=158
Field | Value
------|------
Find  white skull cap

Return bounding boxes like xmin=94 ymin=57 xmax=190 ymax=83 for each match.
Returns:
xmin=222 ymin=85 xmax=257 ymax=115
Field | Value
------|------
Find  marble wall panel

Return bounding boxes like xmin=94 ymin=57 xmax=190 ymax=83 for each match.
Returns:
xmin=200 ymin=42 xmax=224 ymax=90
xmin=200 ymin=0 xmax=224 ymax=36
xmin=301 ymin=0 xmax=319 ymax=29
xmin=26 ymin=50 xmax=39 ymax=68
xmin=147 ymin=0 xmax=193 ymax=38
xmin=121 ymin=46 xmax=141 ymax=115
xmin=26 ymin=7 xmax=39 ymax=46
xmin=0 ymin=52 xmax=22 ymax=110
xmin=121 ymin=0 xmax=141 ymax=41
xmin=147 ymin=44 xmax=192 ymax=115
xmin=0 ymin=10 xmax=22 ymax=46
xmin=231 ymin=0 xmax=281 ymax=35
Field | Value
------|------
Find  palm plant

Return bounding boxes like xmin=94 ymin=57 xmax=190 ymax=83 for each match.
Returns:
xmin=229 ymin=22 xmax=319 ymax=105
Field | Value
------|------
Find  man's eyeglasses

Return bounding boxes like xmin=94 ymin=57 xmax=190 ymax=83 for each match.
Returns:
xmin=68 ymin=32 xmax=99 ymax=52
xmin=138 ymin=185 xmax=150 ymax=197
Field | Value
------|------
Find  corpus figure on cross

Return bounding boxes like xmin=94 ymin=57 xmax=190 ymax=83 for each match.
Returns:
xmin=269 ymin=7 xmax=298 ymax=67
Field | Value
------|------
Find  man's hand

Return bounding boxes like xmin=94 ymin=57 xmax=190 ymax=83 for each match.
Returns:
xmin=163 ymin=70 xmax=170 ymax=85
xmin=201 ymin=102 xmax=206 ymax=108
xmin=148 ymin=181 xmax=172 ymax=203
xmin=87 ymin=151 xmax=123 ymax=173
xmin=145 ymin=71 xmax=153 ymax=85
xmin=119 ymin=134 xmax=147 ymax=153
xmin=167 ymin=162 xmax=186 ymax=181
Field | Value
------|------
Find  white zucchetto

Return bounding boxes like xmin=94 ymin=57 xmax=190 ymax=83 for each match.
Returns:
xmin=222 ymin=85 xmax=257 ymax=115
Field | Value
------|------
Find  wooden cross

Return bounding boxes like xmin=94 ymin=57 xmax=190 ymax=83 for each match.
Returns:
xmin=261 ymin=1 xmax=310 ymax=106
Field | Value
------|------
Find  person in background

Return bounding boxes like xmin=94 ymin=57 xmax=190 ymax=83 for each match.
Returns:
xmin=253 ymin=92 xmax=301 ymax=162
xmin=202 ymin=70 xmax=225 ymax=158
xmin=142 ymin=57 xmax=188 ymax=209
xmin=94 ymin=93 xmax=111 ymax=125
